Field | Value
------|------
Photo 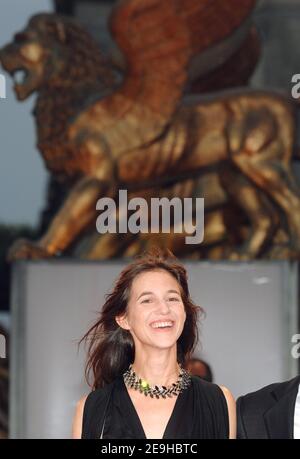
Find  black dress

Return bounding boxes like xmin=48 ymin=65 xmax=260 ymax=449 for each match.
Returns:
xmin=81 ymin=375 xmax=229 ymax=439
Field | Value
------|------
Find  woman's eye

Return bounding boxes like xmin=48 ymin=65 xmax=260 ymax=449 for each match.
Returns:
xmin=141 ymin=298 xmax=151 ymax=304
xmin=168 ymin=297 xmax=179 ymax=302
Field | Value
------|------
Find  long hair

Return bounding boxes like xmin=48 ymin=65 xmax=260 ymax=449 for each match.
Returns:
xmin=81 ymin=248 xmax=204 ymax=389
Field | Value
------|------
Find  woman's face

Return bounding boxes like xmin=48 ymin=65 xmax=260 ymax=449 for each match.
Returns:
xmin=117 ymin=269 xmax=186 ymax=351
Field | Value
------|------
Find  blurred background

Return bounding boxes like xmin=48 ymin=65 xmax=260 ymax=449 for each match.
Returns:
xmin=0 ymin=0 xmax=300 ymax=438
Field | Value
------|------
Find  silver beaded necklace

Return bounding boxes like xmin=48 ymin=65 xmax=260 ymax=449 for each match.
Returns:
xmin=123 ymin=364 xmax=191 ymax=398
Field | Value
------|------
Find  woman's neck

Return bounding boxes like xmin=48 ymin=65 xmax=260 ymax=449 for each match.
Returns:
xmin=131 ymin=350 xmax=180 ymax=387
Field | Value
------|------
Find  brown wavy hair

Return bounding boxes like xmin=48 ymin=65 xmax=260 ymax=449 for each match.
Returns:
xmin=81 ymin=248 xmax=203 ymax=389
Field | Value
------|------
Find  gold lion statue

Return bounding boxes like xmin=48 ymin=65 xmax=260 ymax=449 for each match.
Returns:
xmin=1 ymin=0 xmax=300 ymax=261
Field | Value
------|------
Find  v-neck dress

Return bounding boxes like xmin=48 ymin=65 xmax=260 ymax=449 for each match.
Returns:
xmin=81 ymin=375 xmax=229 ymax=439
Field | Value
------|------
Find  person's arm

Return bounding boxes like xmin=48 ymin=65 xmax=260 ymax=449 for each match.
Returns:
xmin=72 ymin=395 xmax=88 ymax=439
xmin=219 ymin=385 xmax=237 ymax=439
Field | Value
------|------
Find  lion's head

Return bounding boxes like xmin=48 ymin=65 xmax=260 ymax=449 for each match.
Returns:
xmin=0 ymin=13 xmax=114 ymax=101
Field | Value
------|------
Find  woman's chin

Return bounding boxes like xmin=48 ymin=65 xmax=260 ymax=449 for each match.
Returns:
xmin=149 ymin=336 xmax=179 ymax=349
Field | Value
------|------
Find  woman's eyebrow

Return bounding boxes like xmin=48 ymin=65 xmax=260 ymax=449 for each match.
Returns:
xmin=167 ymin=289 xmax=181 ymax=295
xmin=137 ymin=291 xmax=153 ymax=300
xmin=137 ymin=289 xmax=181 ymax=300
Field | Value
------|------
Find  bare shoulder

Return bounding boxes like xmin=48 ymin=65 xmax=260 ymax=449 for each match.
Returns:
xmin=218 ymin=385 xmax=235 ymax=403
xmin=218 ymin=385 xmax=236 ymax=439
xmin=72 ymin=395 xmax=88 ymax=439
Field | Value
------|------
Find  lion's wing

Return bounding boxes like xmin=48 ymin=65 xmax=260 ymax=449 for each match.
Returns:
xmin=71 ymin=0 xmax=256 ymax=157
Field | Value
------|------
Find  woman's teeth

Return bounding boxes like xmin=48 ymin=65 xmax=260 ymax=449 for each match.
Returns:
xmin=150 ymin=321 xmax=173 ymax=329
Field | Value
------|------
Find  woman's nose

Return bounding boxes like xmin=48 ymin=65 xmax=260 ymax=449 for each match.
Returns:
xmin=156 ymin=299 xmax=170 ymax=314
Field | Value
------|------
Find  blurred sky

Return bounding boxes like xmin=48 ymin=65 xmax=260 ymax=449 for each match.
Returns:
xmin=0 ymin=0 xmax=52 ymax=227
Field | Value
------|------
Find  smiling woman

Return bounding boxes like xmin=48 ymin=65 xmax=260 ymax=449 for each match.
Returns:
xmin=72 ymin=247 xmax=236 ymax=439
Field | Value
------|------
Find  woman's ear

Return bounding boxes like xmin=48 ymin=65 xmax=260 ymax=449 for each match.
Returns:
xmin=115 ymin=313 xmax=130 ymax=331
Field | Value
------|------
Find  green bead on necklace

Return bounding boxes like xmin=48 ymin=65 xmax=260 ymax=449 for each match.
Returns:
xmin=141 ymin=379 xmax=150 ymax=391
